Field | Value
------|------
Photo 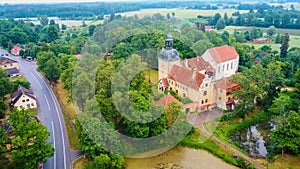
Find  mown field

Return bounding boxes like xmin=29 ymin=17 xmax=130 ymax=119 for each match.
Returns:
xmin=117 ymin=8 xmax=249 ymax=19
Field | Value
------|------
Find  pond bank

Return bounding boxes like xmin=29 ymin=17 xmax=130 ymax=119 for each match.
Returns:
xmin=125 ymin=146 xmax=238 ymax=169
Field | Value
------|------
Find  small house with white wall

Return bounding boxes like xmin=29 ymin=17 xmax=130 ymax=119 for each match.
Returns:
xmin=11 ymin=86 xmax=37 ymax=110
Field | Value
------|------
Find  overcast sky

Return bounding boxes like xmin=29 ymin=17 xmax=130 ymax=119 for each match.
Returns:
xmin=0 ymin=0 xmax=132 ymax=4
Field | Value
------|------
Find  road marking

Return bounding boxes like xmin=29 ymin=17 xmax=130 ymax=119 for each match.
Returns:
xmin=30 ymin=72 xmax=42 ymax=89
xmin=44 ymin=94 xmax=51 ymax=111
xmin=37 ymin=73 xmax=67 ymax=169
xmin=51 ymin=121 xmax=56 ymax=169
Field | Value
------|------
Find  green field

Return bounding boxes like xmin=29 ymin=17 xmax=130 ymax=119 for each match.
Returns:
xmin=17 ymin=17 xmax=93 ymax=28
xmin=225 ymin=26 xmax=300 ymax=51
xmin=143 ymin=68 xmax=158 ymax=84
xmin=117 ymin=8 xmax=249 ymax=19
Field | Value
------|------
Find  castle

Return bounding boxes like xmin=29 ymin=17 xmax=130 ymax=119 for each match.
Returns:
xmin=157 ymin=33 xmax=240 ymax=112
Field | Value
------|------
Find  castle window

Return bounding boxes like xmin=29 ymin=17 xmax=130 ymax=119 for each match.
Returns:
xmin=201 ymin=100 xmax=204 ymax=104
xmin=231 ymin=62 xmax=233 ymax=69
xmin=227 ymin=63 xmax=229 ymax=70
xmin=203 ymin=91 xmax=207 ymax=96
xmin=218 ymin=66 xmax=220 ymax=73
xmin=219 ymin=97 xmax=221 ymax=100
xmin=205 ymin=99 xmax=208 ymax=103
xmin=220 ymin=89 xmax=223 ymax=93
xmin=205 ymin=83 xmax=208 ymax=87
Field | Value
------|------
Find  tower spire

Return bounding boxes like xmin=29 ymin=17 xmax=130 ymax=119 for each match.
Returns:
xmin=165 ymin=32 xmax=173 ymax=50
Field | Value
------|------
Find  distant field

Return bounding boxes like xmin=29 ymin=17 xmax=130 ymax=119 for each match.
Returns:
xmin=117 ymin=8 xmax=249 ymax=19
xmin=225 ymin=26 xmax=300 ymax=36
xmin=246 ymin=35 xmax=300 ymax=51
xmin=16 ymin=17 xmax=93 ymax=28
xmin=224 ymin=26 xmax=300 ymax=51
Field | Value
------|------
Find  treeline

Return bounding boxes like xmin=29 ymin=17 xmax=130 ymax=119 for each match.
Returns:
xmin=2 ymin=1 xmax=298 ymax=20
xmin=204 ymin=6 xmax=300 ymax=29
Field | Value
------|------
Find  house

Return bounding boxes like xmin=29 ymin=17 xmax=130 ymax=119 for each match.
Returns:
xmin=0 ymin=57 xmax=19 ymax=70
xmin=104 ymin=14 xmax=112 ymax=20
xmin=11 ymin=85 xmax=37 ymax=110
xmin=215 ymin=78 xmax=240 ymax=110
xmin=158 ymin=33 xmax=240 ymax=111
xmin=6 ymin=68 xmax=20 ymax=77
xmin=251 ymin=38 xmax=269 ymax=44
xmin=201 ymin=45 xmax=239 ymax=81
xmin=10 ymin=46 xmax=22 ymax=56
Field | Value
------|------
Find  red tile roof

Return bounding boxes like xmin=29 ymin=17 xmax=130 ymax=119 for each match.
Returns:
xmin=155 ymin=93 xmax=182 ymax=109
xmin=182 ymin=57 xmax=215 ymax=73
xmin=11 ymin=46 xmax=22 ymax=54
xmin=160 ymin=78 xmax=169 ymax=87
xmin=215 ymin=78 xmax=240 ymax=95
xmin=206 ymin=45 xmax=239 ymax=63
xmin=168 ymin=65 xmax=205 ymax=90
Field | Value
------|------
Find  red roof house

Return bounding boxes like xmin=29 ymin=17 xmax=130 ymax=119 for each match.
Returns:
xmin=11 ymin=46 xmax=22 ymax=56
xmin=205 ymin=45 xmax=239 ymax=63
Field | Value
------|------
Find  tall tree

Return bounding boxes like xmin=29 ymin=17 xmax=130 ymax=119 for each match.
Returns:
xmin=0 ymin=68 xmax=13 ymax=99
xmin=280 ymin=33 xmax=289 ymax=58
xmin=39 ymin=15 xmax=49 ymax=26
xmin=9 ymin=109 xmax=54 ymax=169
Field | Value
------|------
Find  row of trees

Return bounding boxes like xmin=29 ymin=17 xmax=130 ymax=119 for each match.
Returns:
xmin=206 ymin=6 xmax=300 ymax=29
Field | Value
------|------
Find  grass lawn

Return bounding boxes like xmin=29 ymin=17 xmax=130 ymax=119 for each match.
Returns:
xmin=267 ymin=155 xmax=300 ymax=169
xmin=143 ymin=68 xmax=158 ymax=84
xmin=10 ymin=75 xmax=27 ymax=82
xmin=117 ymin=8 xmax=249 ymax=19
xmin=27 ymin=108 xmax=38 ymax=116
xmin=54 ymin=81 xmax=79 ymax=150
xmin=73 ymin=157 xmax=92 ymax=169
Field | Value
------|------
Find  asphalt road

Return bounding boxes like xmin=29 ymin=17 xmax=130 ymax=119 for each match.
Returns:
xmin=1 ymin=51 xmax=82 ymax=169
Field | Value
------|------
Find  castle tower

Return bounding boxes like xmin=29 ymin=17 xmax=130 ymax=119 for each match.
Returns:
xmin=158 ymin=32 xmax=181 ymax=81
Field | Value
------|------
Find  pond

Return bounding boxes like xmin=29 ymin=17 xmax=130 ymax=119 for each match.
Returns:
xmin=230 ymin=121 xmax=276 ymax=158
xmin=125 ymin=146 xmax=238 ymax=169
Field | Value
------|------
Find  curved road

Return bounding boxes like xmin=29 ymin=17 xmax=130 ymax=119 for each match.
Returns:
xmin=2 ymin=52 xmax=82 ymax=169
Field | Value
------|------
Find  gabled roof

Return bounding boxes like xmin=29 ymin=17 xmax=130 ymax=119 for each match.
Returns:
xmin=11 ymin=46 xmax=22 ymax=53
xmin=0 ymin=57 xmax=17 ymax=65
xmin=11 ymin=85 xmax=36 ymax=105
xmin=206 ymin=45 xmax=239 ymax=63
xmin=159 ymin=78 xmax=169 ymax=87
xmin=155 ymin=93 xmax=181 ymax=109
xmin=182 ymin=56 xmax=215 ymax=73
xmin=168 ymin=65 xmax=205 ymax=90
xmin=6 ymin=68 xmax=19 ymax=75
xmin=215 ymin=78 xmax=240 ymax=95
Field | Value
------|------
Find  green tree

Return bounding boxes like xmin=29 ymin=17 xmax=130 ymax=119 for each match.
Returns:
xmin=271 ymin=113 xmax=300 ymax=155
xmin=213 ymin=13 xmax=222 ymax=25
xmin=275 ymin=33 xmax=282 ymax=44
xmin=0 ymin=68 xmax=13 ymax=99
xmin=61 ymin=24 xmax=67 ymax=30
xmin=192 ymin=40 xmax=214 ymax=56
xmin=39 ymin=15 xmax=49 ymax=26
xmin=88 ymin=25 xmax=96 ymax=36
xmin=9 ymin=109 xmax=54 ymax=169
xmin=215 ymin=18 xmax=226 ymax=30
xmin=281 ymin=14 xmax=291 ymax=27
xmin=267 ymin=26 xmax=277 ymax=36
xmin=280 ymin=33 xmax=289 ymax=58
xmin=44 ymin=58 xmax=61 ymax=83
xmin=296 ymin=68 xmax=300 ymax=92
xmin=0 ymin=100 xmax=8 ymax=118
xmin=0 ymin=128 xmax=9 ymax=169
